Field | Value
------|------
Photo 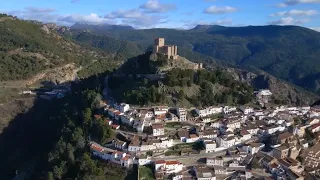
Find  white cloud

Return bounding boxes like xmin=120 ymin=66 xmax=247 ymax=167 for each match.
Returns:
xmin=139 ymin=0 xmax=176 ymax=13
xmin=269 ymin=17 xmax=310 ymax=25
xmin=277 ymin=0 xmax=320 ymax=7
xmin=5 ymin=7 xmax=116 ymax=26
xmin=204 ymin=6 xmax=237 ymax=14
xmin=105 ymin=8 xmax=167 ymax=28
xmin=270 ymin=9 xmax=318 ymax=16
xmin=309 ymin=27 xmax=320 ymax=31
xmin=58 ymin=13 xmax=115 ymax=25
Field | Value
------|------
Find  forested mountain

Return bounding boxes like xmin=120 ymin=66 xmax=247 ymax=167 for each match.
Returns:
xmin=0 ymin=14 xmax=122 ymax=81
xmin=65 ymin=24 xmax=320 ymax=92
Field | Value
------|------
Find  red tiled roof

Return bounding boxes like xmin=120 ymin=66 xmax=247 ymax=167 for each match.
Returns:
xmin=90 ymin=143 xmax=104 ymax=152
xmin=240 ymin=129 xmax=250 ymax=135
xmin=115 ymin=111 xmax=121 ymax=115
xmin=311 ymin=123 xmax=320 ymax=130
xmin=270 ymin=163 xmax=278 ymax=169
xmin=189 ymin=134 xmax=198 ymax=138
xmin=165 ymin=160 xmax=180 ymax=165
xmin=111 ymin=124 xmax=120 ymax=129
xmin=155 ymin=160 xmax=166 ymax=164
xmin=121 ymin=156 xmax=130 ymax=161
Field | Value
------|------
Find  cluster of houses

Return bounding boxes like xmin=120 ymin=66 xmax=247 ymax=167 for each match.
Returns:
xmin=87 ymin=92 xmax=320 ymax=179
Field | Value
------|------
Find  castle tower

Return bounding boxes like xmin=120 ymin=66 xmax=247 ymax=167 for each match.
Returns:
xmin=154 ymin=38 xmax=165 ymax=46
xmin=153 ymin=38 xmax=178 ymax=59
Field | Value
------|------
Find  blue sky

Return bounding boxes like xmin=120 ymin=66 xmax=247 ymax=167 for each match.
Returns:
xmin=1 ymin=0 xmax=320 ymax=30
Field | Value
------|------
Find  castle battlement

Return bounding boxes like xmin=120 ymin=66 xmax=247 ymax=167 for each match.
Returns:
xmin=153 ymin=38 xmax=178 ymax=60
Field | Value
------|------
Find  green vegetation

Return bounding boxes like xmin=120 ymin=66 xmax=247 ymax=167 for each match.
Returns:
xmin=108 ymin=52 xmax=254 ymax=107
xmin=165 ymin=122 xmax=191 ymax=128
xmin=0 ymin=14 xmax=123 ymax=81
xmin=165 ymin=150 xmax=181 ymax=156
xmin=165 ymin=68 xmax=254 ymax=106
xmin=0 ymin=74 xmax=124 ymax=179
xmin=72 ymin=32 xmax=144 ymax=58
xmin=139 ymin=166 xmax=155 ymax=180
xmin=71 ymin=25 xmax=320 ymax=92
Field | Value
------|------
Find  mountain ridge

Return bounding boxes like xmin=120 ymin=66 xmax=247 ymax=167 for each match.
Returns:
xmin=62 ymin=24 xmax=320 ymax=93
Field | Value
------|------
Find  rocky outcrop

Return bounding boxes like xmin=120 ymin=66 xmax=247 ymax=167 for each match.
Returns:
xmin=227 ymin=67 xmax=319 ymax=106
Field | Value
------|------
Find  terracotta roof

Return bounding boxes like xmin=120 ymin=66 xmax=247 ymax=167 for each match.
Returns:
xmin=121 ymin=155 xmax=130 ymax=161
xmin=155 ymin=160 xmax=166 ymax=164
xmin=90 ymin=143 xmax=104 ymax=152
xmin=114 ymin=111 xmax=121 ymax=115
xmin=111 ymin=124 xmax=120 ymax=129
xmin=311 ymin=123 xmax=320 ymax=130
xmin=189 ymin=134 xmax=198 ymax=138
xmin=240 ymin=129 xmax=250 ymax=135
xmin=270 ymin=163 xmax=278 ymax=169
xmin=165 ymin=160 xmax=180 ymax=165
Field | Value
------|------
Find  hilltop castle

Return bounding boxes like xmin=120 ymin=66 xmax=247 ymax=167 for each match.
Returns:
xmin=153 ymin=38 xmax=178 ymax=60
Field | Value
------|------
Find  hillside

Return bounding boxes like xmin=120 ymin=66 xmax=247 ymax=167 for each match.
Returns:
xmin=108 ymin=52 xmax=318 ymax=107
xmin=68 ymin=24 xmax=320 ymax=92
xmin=0 ymin=14 xmax=122 ymax=83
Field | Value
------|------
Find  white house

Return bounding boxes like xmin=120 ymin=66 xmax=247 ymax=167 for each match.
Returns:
xmin=155 ymin=160 xmax=184 ymax=174
xmin=197 ymin=106 xmax=223 ymax=117
xmin=90 ymin=142 xmax=113 ymax=160
xmin=217 ymin=136 xmax=236 ymax=148
xmin=194 ymin=166 xmax=216 ymax=180
xmin=152 ymin=123 xmax=165 ymax=136
xmin=128 ymin=140 xmax=141 ymax=152
xmin=154 ymin=106 xmax=169 ymax=115
xmin=242 ymin=143 xmax=265 ymax=155
xmin=223 ymin=106 xmax=237 ymax=114
xmin=311 ymin=123 xmax=320 ymax=133
xmin=120 ymin=155 xmax=133 ymax=168
xmin=113 ymin=139 xmax=127 ymax=150
xmin=206 ymin=157 xmax=224 ymax=167
xmin=138 ymin=157 xmax=152 ymax=165
xmin=240 ymin=130 xmax=252 ymax=141
xmin=119 ymin=103 xmax=130 ymax=113
xmin=210 ymin=121 xmax=221 ymax=129
xmin=199 ymin=129 xmax=218 ymax=139
xmin=240 ymin=106 xmax=254 ymax=115
xmin=178 ymin=108 xmax=187 ymax=121
xmin=245 ymin=126 xmax=260 ymax=135
xmin=140 ymin=140 xmax=156 ymax=151
xmin=186 ymin=134 xmax=200 ymax=143
xmin=204 ymin=141 xmax=216 ymax=153
xmin=227 ymin=120 xmax=241 ymax=130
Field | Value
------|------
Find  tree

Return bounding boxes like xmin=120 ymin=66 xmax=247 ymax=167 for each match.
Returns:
xmin=178 ymin=90 xmax=184 ymax=99
xmin=82 ymin=108 xmax=92 ymax=128
xmin=46 ymin=172 xmax=54 ymax=180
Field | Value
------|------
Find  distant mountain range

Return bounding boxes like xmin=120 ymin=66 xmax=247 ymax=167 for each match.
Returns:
xmin=63 ymin=24 xmax=320 ymax=93
xmin=70 ymin=23 xmax=135 ymax=32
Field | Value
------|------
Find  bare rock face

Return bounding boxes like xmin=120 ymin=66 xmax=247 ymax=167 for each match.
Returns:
xmin=26 ymin=63 xmax=81 ymax=86
xmin=41 ymin=25 xmax=50 ymax=34
xmin=227 ymin=67 xmax=319 ymax=106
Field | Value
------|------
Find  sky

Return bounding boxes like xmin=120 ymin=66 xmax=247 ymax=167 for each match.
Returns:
xmin=1 ymin=0 xmax=320 ymax=30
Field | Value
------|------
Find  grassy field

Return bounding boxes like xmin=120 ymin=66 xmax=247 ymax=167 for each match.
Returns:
xmin=139 ymin=165 xmax=155 ymax=180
